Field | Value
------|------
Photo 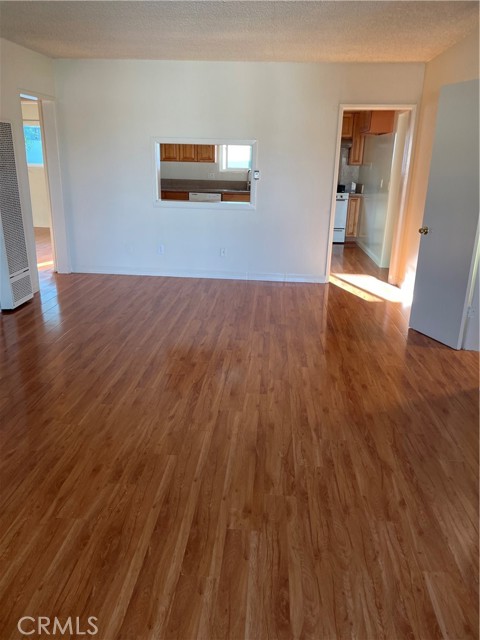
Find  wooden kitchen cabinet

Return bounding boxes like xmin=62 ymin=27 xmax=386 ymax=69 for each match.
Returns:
xmin=178 ymin=145 xmax=197 ymax=162
xmin=222 ymin=192 xmax=250 ymax=202
xmin=161 ymin=190 xmax=189 ymax=200
xmin=160 ymin=144 xmax=180 ymax=162
xmin=357 ymin=111 xmax=371 ymax=134
xmin=195 ymin=145 xmax=216 ymax=163
xmin=346 ymin=195 xmax=362 ymax=237
xmin=341 ymin=112 xmax=354 ymax=138
xmin=348 ymin=114 xmax=365 ymax=165
xmin=160 ymin=144 xmax=216 ymax=163
xmin=359 ymin=110 xmax=395 ymax=135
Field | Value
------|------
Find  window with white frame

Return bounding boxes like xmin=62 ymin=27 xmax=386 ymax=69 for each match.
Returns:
xmin=219 ymin=144 xmax=252 ymax=171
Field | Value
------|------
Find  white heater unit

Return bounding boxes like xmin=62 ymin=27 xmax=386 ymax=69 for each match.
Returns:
xmin=0 ymin=121 xmax=33 ymax=309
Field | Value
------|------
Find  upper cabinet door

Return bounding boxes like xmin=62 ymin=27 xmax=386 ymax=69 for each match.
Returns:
xmin=409 ymin=79 xmax=479 ymax=349
xmin=196 ymin=145 xmax=216 ymax=163
xmin=160 ymin=143 xmax=216 ymax=163
xmin=160 ymin=144 xmax=179 ymax=162
xmin=358 ymin=111 xmax=372 ymax=134
xmin=341 ymin=112 xmax=354 ymax=138
xmin=359 ymin=111 xmax=395 ymax=135
xmin=348 ymin=114 xmax=365 ymax=165
xmin=178 ymin=144 xmax=196 ymax=162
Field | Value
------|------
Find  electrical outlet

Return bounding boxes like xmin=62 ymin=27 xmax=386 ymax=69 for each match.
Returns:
xmin=208 ymin=172 xmax=215 ymax=179
xmin=157 ymin=244 xmax=165 ymax=255
xmin=220 ymin=248 xmax=226 ymax=257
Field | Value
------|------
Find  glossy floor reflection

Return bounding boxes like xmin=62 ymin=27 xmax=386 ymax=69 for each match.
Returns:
xmin=331 ymin=242 xmax=413 ymax=306
xmin=331 ymin=273 xmax=411 ymax=303
xmin=34 ymin=227 xmax=53 ymax=272
xmin=0 ymin=258 xmax=478 ymax=638
xmin=34 ymin=226 xmax=61 ymax=323
xmin=331 ymin=242 xmax=390 ymax=282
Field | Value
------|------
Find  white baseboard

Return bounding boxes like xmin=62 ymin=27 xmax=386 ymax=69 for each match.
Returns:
xmin=74 ymin=265 xmax=328 ymax=284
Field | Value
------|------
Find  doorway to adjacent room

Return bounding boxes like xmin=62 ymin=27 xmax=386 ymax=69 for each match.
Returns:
xmin=20 ymin=95 xmax=54 ymax=289
xmin=327 ymin=105 xmax=415 ymax=304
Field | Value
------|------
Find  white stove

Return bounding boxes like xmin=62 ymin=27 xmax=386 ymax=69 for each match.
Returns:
xmin=333 ymin=192 xmax=349 ymax=243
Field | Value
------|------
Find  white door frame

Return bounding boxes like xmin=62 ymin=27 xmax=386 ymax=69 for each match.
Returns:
xmin=325 ymin=103 xmax=417 ymax=286
xmin=19 ymin=89 xmax=71 ymax=275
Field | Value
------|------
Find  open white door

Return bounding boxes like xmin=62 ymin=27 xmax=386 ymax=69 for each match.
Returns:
xmin=409 ymin=79 xmax=479 ymax=350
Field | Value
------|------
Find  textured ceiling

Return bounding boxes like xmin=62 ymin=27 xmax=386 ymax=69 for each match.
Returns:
xmin=0 ymin=1 xmax=478 ymax=62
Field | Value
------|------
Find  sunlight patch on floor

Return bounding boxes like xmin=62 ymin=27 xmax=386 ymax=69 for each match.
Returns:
xmin=330 ymin=274 xmax=382 ymax=302
xmin=331 ymin=273 xmax=412 ymax=304
xmin=37 ymin=260 xmax=54 ymax=268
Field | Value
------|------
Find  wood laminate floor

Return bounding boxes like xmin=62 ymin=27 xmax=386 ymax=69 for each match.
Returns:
xmin=34 ymin=227 xmax=53 ymax=268
xmin=34 ymin=226 xmax=55 ymax=294
xmin=0 ymin=264 xmax=478 ymax=638
xmin=331 ymin=243 xmax=389 ymax=282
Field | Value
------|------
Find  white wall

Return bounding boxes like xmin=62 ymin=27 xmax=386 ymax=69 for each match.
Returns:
xmin=383 ymin=111 xmax=410 ymax=276
xmin=356 ymin=111 xmax=410 ymax=271
xmin=55 ymin=59 xmax=424 ymax=281
xmin=27 ymin=167 xmax=51 ymax=227
xmin=400 ymin=29 xmax=479 ymax=291
xmin=161 ymin=162 xmax=246 ymax=182
xmin=357 ymin=132 xmax=395 ymax=267
xmin=399 ymin=29 xmax=479 ymax=350
xmin=21 ymin=100 xmax=40 ymax=121
xmin=0 ymin=38 xmax=55 ymax=293
xmin=160 ymin=153 xmax=247 ymax=183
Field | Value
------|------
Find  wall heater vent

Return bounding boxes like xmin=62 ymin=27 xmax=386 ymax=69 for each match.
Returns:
xmin=0 ymin=121 xmax=33 ymax=309
xmin=11 ymin=272 xmax=33 ymax=304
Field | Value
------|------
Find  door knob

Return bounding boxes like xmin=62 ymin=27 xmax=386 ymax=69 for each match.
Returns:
xmin=418 ymin=226 xmax=429 ymax=235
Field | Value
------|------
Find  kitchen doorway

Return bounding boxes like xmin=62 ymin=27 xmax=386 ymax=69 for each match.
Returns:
xmin=19 ymin=92 xmax=70 ymax=292
xmin=326 ymin=105 xmax=415 ymax=303
xmin=21 ymin=96 xmax=54 ymax=288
